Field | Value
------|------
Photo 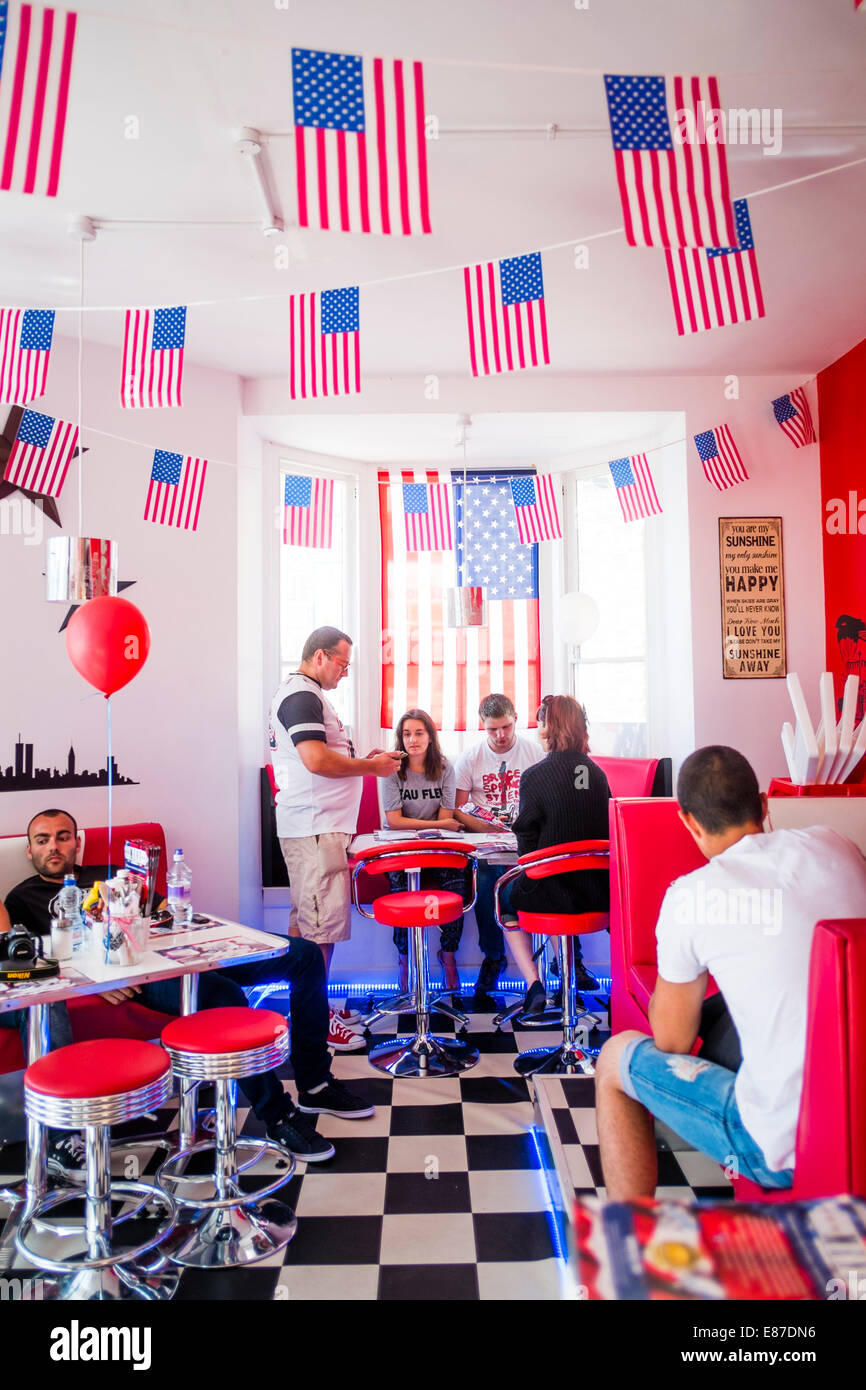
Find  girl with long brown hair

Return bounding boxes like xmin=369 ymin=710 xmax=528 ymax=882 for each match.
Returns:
xmin=381 ymin=709 xmax=465 ymax=991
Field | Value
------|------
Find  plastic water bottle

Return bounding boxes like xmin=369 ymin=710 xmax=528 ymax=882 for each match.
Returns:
xmin=52 ymin=874 xmax=83 ymax=957
xmin=167 ymin=849 xmax=193 ymax=926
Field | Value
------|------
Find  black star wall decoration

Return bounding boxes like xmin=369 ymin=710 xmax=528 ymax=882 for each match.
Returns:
xmin=0 ymin=404 xmax=89 ymax=529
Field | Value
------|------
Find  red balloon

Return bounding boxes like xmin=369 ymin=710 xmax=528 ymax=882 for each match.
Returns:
xmin=65 ymin=596 xmax=151 ymax=696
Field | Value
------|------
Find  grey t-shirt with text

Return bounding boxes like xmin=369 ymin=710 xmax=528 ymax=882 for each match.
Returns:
xmin=381 ymin=762 xmax=456 ymax=820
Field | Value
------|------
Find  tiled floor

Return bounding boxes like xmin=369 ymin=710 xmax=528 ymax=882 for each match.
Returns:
xmin=0 ymin=985 xmax=730 ymax=1300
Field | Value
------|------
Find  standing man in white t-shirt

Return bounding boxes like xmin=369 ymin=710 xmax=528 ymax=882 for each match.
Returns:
xmin=269 ymin=627 xmax=402 ymax=994
xmin=454 ymin=693 xmax=544 ymax=999
xmin=595 ymin=745 xmax=866 ymax=1198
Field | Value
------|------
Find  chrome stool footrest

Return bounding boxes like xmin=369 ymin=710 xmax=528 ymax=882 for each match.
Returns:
xmin=16 ymin=1178 xmax=178 ymax=1289
xmin=157 ymin=1137 xmax=294 ymax=1212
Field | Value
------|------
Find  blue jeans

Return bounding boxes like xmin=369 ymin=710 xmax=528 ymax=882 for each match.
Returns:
xmin=619 ymin=1037 xmax=794 ymax=1190
xmin=139 ymin=938 xmax=330 ymax=1125
xmin=474 ymin=861 xmax=508 ymax=963
xmin=387 ymin=869 xmax=466 ymax=955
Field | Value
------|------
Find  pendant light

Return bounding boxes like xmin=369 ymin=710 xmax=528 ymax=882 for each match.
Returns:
xmin=443 ymin=414 xmax=487 ymax=629
xmin=46 ymin=221 xmax=118 ymax=602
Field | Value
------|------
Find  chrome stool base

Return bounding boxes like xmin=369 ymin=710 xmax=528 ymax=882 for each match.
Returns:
xmin=34 ymin=1262 xmax=179 ymax=1302
xmin=163 ymin=1199 xmax=297 ymax=1269
xmin=368 ymin=1034 xmax=479 ymax=1078
xmin=514 ymin=1044 xmax=596 ymax=1077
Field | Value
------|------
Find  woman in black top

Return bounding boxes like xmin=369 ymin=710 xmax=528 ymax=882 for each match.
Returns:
xmin=500 ymin=695 xmax=611 ymax=1013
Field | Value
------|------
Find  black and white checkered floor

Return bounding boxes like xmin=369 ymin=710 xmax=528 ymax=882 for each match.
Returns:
xmin=1 ymin=986 xmax=731 ymax=1300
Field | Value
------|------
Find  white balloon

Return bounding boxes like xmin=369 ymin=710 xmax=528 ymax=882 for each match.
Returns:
xmin=558 ymin=591 xmax=600 ymax=646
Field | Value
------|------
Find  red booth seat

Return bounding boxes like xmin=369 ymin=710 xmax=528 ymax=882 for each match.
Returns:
xmin=609 ymin=797 xmax=866 ymax=1201
xmin=608 ymin=798 xmax=707 ymax=1034
xmin=1 ymin=821 xmax=175 ymax=1074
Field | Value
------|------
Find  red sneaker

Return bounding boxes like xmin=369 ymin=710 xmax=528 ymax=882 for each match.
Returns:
xmin=327 ymin=1015 xmax=366 ymax=1052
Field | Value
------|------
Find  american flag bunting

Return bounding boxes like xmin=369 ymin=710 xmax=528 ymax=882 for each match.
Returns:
xmin=0 ymin=1 xmax=77 ymax=197
xmin=464 ymin=252 xmax=550 ymax=377
xmin=509 ymin=474 xmax=562 ymax=543
xmin=694 ymin=425 xmax=749 ymax=491
xmin=282 ymin=475 xmax=334 ymax=548
xmin=665 ymin=198 xmax=765 ymax=336
xmin=121 ymin=306 xmax=186 ymax=409
xmin=603 ymin=74 xmax=737 ymax=248
xmin=378 ymin=470 xmax=540 ymax=732
xmin=143 ymin=449 xmax=207 ymax=531
xmin=0 ymin=307 xmax=54 ymax=402
xmin=3 ymin=406 xmax=76 ymax=496
xmin=772 ymin=388 xmax=816 ymax=448
xmin=402 ymin=481 xmax=452 ymax=552
xmin=289 ymin=287 xmax=360 ymax=400
xmin=609 ymin=454 xmax=663 ymax=522
xmin=291 ymin=47 xmax=431 ymax=236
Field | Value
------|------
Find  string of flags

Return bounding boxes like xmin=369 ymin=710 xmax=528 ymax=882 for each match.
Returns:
xmin=143 ymin=450 xmax=208 ymax=531
xmin=121 ymin=307 xmax=186 ymax=409
xmin=0 ymin=18 xmax=835 ymax=531
xmin=0 ymin=378 xmax=819 ymax=530
xmin=772 ymin=388 xmax=816 ymax=448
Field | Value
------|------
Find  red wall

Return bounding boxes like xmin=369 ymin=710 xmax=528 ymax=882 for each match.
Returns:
xmin=819 ymin=336 xmax=866 ymax=733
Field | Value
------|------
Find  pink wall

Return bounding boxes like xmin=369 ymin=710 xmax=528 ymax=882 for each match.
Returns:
xmin=0 ymin=336 xmax=243 ymax=917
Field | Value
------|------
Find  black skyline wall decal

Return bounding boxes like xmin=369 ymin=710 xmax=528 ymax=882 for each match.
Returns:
xmin=0 ymin=736 xmax=139 ymax=792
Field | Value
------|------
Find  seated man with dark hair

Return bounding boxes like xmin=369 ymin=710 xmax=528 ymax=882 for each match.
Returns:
xmin=3 ymin=808 xmax=374 ymax=1172
xmin=596 ymin=746 xmax=866 ymax=1199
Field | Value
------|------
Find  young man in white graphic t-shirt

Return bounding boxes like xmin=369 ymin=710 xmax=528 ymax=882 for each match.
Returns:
xmin=453 ymin=693 xmax=544 ymax=999
xmin=595 ymin=745 xmax=866 ymax=1198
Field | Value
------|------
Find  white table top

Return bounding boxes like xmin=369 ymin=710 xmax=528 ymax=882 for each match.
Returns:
xmin=350 ymin=830 xmax=518 ymax=865
xmin=0 ymin=915 xmax=287 ymax=1014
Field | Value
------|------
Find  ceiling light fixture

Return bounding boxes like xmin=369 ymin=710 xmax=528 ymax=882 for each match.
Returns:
xmin=236 ymin=126 xmax=284 ymax=237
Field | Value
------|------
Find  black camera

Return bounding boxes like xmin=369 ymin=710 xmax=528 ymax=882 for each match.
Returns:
xmin=0 ymin=924 xmax=59 ymax=980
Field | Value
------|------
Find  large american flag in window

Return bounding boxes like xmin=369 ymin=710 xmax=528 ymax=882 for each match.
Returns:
xmin=378 ymin=469 xmax=541 ymax=731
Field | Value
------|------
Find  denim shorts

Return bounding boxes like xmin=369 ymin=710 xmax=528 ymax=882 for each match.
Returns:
xmin=619 ymin=1037 xmax=794 ymax=1190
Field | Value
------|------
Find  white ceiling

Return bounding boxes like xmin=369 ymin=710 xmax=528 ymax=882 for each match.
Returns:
xmin=2 ymin=0 xmax=865 ymax=384
xmin=260 ymin=410 xmax=682 ymax=469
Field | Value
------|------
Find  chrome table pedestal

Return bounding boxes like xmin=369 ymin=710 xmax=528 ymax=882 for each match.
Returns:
xmin=363 ymin=869 xmax=479 ymax=1079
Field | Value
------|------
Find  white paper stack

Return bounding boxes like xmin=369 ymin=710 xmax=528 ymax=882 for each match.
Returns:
xmin=781 ymin=673 xmax=865 ymax=786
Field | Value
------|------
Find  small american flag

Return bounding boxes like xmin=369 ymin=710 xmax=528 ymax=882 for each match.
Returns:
xmin=289 ymin=287 xmax=360 ymax=400
xmin=694 ymin=425 xmax=749 ymax=491
xmin=121 ymin=307 xmax=186 ymax=409
xmin=609 ymin=454 xmax=663 ymax=522
xmin=283 ymin=475 xmax=334 ymax=548
xmin=291 ymin=47 xmax=431 ymax=236
xmin=0 ymin=1 xmax=77 ymax=197
xmin=3 ymin=407 xmax=77 ymax=496
xmin=0 ymin=308 xmax=54 ymax=403
xmin=464 ymin=252 xmax=550 ymax=377
xmin=402 ymin=481 xmax=452 ymax=551
xmin=509 ymin=474 xmax=562 ymax=543
xmin=603 ymin=74 xmax=737 ymax=248
xmin=772 ymin=388 xmax=816 ymax=448
xmin=143 ymin=449 xmax=207 ymax=530
xmin=665 ymin=199 xmax=765 ymax=335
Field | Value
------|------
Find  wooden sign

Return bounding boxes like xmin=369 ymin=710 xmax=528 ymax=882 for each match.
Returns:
xmin=719 ymin=517 xmax=786 ymax=679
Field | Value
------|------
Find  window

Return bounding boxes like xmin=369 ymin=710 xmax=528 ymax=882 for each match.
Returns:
xmin=571 ymin=473 xmax=648 ymax=756
xmin=278 ymin=472 xmax=356 ymax=728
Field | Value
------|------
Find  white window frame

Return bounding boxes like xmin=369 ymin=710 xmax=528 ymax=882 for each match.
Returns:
xmin=264 ymin=447 xmax=361 ymax=741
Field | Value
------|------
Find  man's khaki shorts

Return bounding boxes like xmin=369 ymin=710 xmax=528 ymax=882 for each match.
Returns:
xmin=278 ymin=833 xmax=353 ymax=944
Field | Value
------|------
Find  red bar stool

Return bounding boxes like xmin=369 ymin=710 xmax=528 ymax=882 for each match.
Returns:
xmin=352 ymin=841 xmax=480 ymax=1077
xmin=494 ymin=840 xmax=610 ymax=1077
xmin=156 ymin=1007 xmax=297 ymax=1267
xmin=15 ymin=1039 xmax=178 ymax=1301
